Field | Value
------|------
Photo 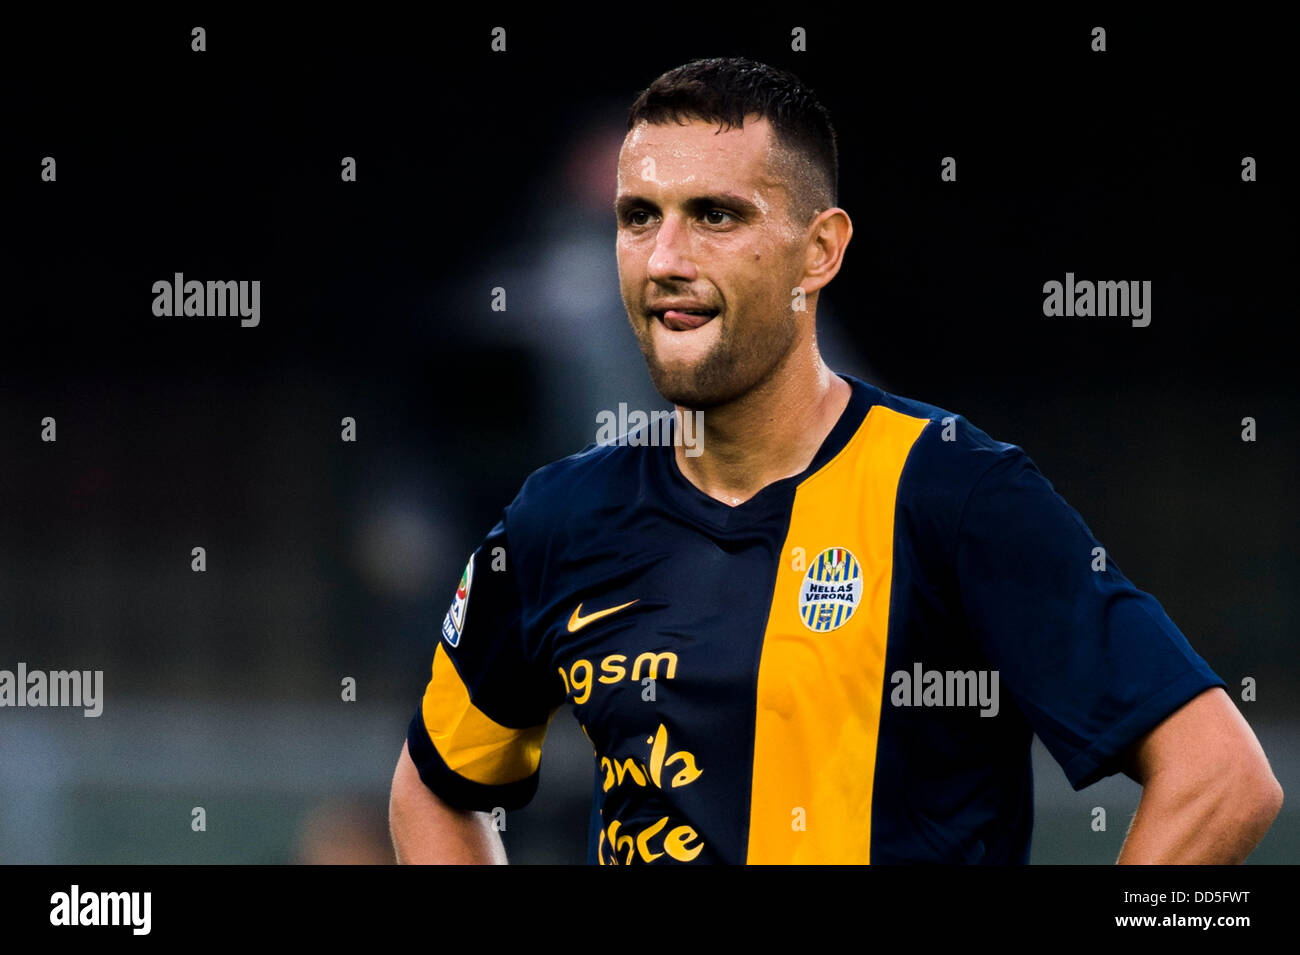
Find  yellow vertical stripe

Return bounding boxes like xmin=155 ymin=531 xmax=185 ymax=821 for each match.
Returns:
xmin=421 ymin=643 xmax=553 ymax=785
xmin=746 ymin=405 xmax=929 ymax=863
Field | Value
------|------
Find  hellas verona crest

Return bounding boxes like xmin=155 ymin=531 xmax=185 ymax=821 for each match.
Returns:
xmin=441 ymin=553 xmax=475 ymax=647
xmin=798 ymin=547 xmax=863 ymax=632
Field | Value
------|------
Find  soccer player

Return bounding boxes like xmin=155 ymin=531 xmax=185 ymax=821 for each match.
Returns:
xmin=389 ymin=58 xmax=1282 ymax=864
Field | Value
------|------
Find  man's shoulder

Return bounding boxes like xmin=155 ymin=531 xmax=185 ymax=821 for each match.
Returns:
xmin=844 ymin=379 xmax=1033 ymax=518
xmin=502 ymin=438 xmax=647 ymax=536
xmin=841 ymin=379 xmax=1046 ymax=565
xmin=851 ymin=379 xmax=1024 ymax=478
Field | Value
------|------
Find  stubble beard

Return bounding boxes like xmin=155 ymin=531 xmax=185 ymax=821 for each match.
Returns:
xmin=638 ymin=310 xmax=798 ymax=411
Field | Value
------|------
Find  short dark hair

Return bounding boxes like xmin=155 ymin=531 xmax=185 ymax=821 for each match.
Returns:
xmin=626 ymin=57 xmax=838 ymax=226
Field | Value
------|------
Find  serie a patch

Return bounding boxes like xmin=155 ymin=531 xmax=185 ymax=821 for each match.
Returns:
xmin=798 ymin=547 xmax=862 ymax=632
xmin=441 ymin=553 xmax=475 ymax=647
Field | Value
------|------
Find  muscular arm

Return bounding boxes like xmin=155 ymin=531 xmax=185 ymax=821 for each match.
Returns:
xmin=1116 ymin=687 xmax=1283 ymax=864
xmin=388 ymin=740 xmax=509 ymax=864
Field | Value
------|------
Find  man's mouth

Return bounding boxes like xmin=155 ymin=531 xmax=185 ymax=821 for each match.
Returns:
xmin=651 ymin=306 xmax=720 ymax=331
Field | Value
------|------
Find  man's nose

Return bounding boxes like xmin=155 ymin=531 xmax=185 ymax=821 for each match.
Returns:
xmin=646 ymin=215 xmax=698 ymax=283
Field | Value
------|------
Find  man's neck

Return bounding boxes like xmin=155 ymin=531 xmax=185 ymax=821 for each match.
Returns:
xmin=673 ymin=344 xmax=852 ymax=507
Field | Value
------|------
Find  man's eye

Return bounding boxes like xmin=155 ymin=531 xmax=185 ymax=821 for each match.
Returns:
xmin=704 ymin=209 xmax=735 ymax=225
xmin=625 ymin=210 xmax=652 ymax=226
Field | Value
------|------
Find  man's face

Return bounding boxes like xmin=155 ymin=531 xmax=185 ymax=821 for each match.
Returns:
xmin=615 ymin=116 xmax=810 ymax=409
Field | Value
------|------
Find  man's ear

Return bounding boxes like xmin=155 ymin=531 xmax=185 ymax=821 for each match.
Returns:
xmin=799 ymin=207 xmax=853 ymax=297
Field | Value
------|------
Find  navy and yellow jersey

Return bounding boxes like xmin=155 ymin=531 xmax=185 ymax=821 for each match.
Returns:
xmin=406 ymin=374 xmax=1226 ymax=864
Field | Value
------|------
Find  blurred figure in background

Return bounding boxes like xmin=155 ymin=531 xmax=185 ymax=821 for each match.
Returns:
xmin=294 ymin=798 xmax=394 ymax=865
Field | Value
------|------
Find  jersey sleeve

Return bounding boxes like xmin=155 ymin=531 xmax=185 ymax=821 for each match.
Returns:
xmin=954 ymin=448 xmax=1227 ymax=790
xmin=406 ymin=516 xmax=563 ymax=811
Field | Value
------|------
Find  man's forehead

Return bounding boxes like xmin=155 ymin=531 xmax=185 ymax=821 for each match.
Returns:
xmin=617 ymin=116 xmax=784 ymax=190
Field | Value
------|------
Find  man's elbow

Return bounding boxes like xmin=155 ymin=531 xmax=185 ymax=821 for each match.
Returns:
xmin=1231 ymin=757 xmax=1283 ymax=841
xmin=1203 ymin=741 xmax=1285 ymax=855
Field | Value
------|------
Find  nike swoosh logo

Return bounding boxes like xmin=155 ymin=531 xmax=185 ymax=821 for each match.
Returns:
xmin=567 ymin=599 xmax=640 ymax=633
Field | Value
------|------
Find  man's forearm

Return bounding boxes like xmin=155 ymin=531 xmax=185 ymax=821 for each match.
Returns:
xmin=389 ymin=740 xmax=509 ymax=864
xmin=1117 ymin=767 xmax=1282 ymax=864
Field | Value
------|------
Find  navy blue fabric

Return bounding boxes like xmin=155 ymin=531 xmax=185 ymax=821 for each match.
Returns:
xmin=408 ymin=376 xmax=1226 ymax=863
xmin=406 ymin=518 xmax=566 ymax=810
xmin=870 ymin=394 xmax=1224 ymax=862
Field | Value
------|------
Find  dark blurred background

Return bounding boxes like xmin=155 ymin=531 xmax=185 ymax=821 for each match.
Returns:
xmin=1 ymin=11 xmax=1295 ymax=863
